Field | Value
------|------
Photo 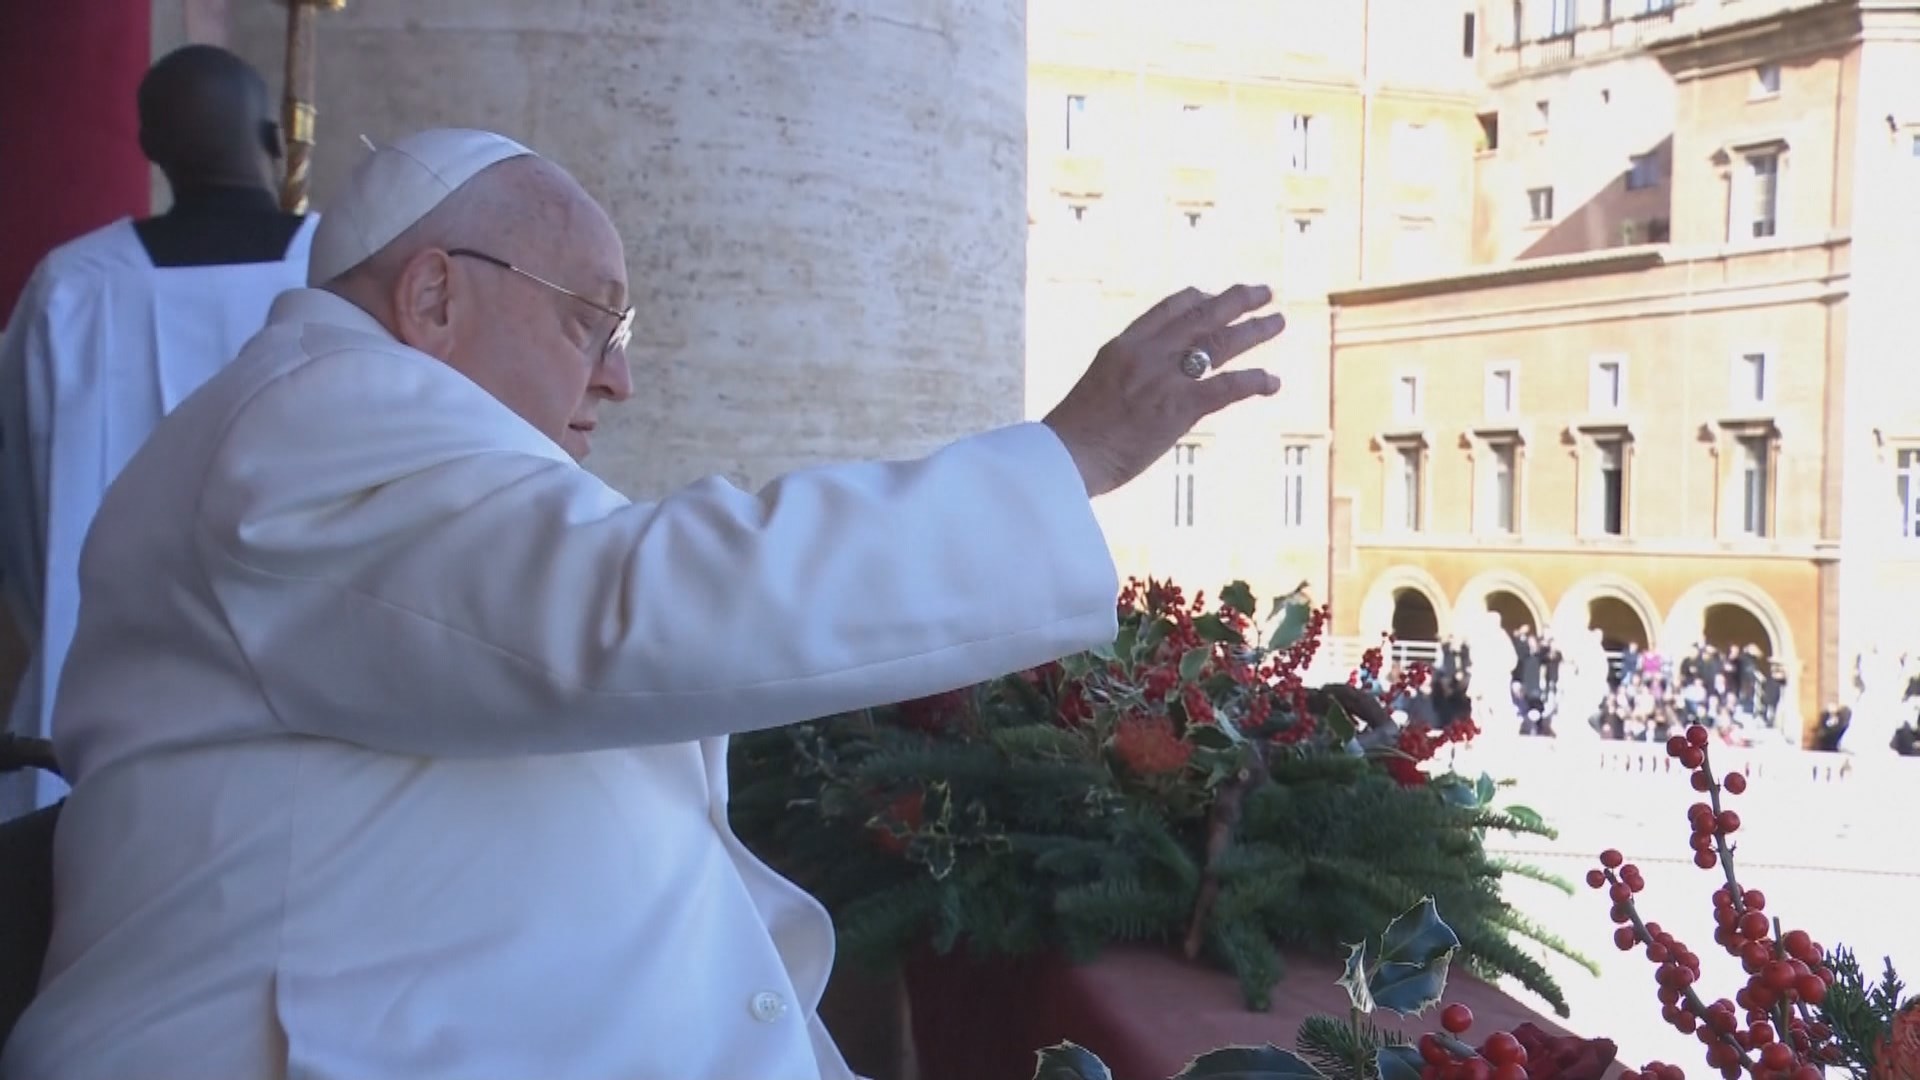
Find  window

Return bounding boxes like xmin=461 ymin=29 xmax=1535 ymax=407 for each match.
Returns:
xmin=1176 ymin=103 xmax=1219 ymax=161
xmin=1284 ymin=213 xmax=1328 ymax=294
xmin=1065 ymin=202 xmax=1091 ymax=223
xmin=1527 ymin=187 xmax=1555 ymax=222
xmin=1626 ymin=153 xmax=1658 ymax=190
xmin=1392 ymin=122 xmax=1443 ymax=183
xmin=1897 ymin=448 xmax=1920 ymax=540
xmin=1736 ymin=150 xmax=1780 ymax=239
xmin=1393 ymin=374 xmax=1422 ymax=422
xmin=1733 ymin=350 xmax=1770 ymax=408
xmin=1548 ymin=0 xmax=1578 ymax=36
xmin=1065 ymin=94 xmax=1091 ymax=151
xmin=1481 ymin=441 xmax=1519 ymax=535
xmin=1590 ymin=355 xmax=1626 ymax=412
xmin=1752 ymin=64 xmax=1781 ymax=98
xmin=1532 ymin=100 xmax=1552 ymax=130
xmin=1281 ymin=444 xmax=1311 ymax=530
xmin=1593 ymin=437 xmax=1627 ymax=536
xmin=1485 ymin=364 xmax=1517 ymax=419
xmin=1477 ymin=112 xmax=1500 ymax=152
xmin=1172 ymin=442 xmax=1201 ymax=528
xmin=1397 ymin=217 xmax=1438 ymax=275
xmin=1388 ymin=445 xmax=1425 ymax=533
xmin=1736 ymin=435 xmax=1770 ymax=537
xmin=1282 ymin=113 xmax=1329 ymax=173
xmin=1462 ymin=12 xmax=1478 ymax=57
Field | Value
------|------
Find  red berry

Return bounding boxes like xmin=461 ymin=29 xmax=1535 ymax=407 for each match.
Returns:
xmin=1687 ymin=724 xmax=1710 ymax=746
xmin=1762 ymin=961 xmax=1796 ymax=992
xmin=1610 ymin=883 xmax=1633 ymax=904
xmin=1781 ymin=929 xmax=1813 ymax=961
xmin=1679 ymin=747 xmax=1705 ymax=769
xmin=1749 ymin=1022 xmax=1775 ymax=1046
xmin=1666 ymin=734 xmax=1690 ymax=757
xmin=1716 ymin=810 xmax=1740 ymax=834
xmin=1462 ymin=1057 xmax=1493 ymax=1080
xmin=1743 ymin=889 xmax=1765 ymax=911
xmin=1724 ymin=772 xmax=1748 ymax=794
xmin=1483 ymin=1033 xmax=1526 ymax=1067
xmin=1793 ymin=1067 xmax=1820 ymax=1080
xmin=1691 ymin=771 xmax=1714 ymax=792
xmin=1586 ymin=869 xmax=1607 ymax=889
xmin=1442 ymin=1002 xmax=1475 ymax=1035
xmin=1615 ymin=927 xmax=1639 ymax=950
xmin=1741 ymin=942 xmax=1771 ymax=972
xmin=1795 ymin=974 xmax=1827 ymax=1004
xmin=1421 ymin=1035 xmax=1452 ymax=1066
xmin=1491 ymin=1065 xmax=1525 ymax=1080
xmin=1739 ymin=912 xmax=1770 ymax=940
xmin=1600 ymin=849 xmax=1624 ymax=869
xmin=1694 ymin=849 xmax=1718 ymax=869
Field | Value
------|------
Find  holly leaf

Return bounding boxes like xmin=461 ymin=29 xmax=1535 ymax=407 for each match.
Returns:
xmin=1475 ymin=772 xmax=1498 ymax=806
xmin=1338 ymin=940 xmax=1376 ymax=1013
xmin=1188 ymin=723 xmax=1245 ymax=751
xmin=1193 ymin=613 xmax=1247 ymax=646
xmin=1114 ymin=624 xmax=1139 ymax=665
xmin=1367 ymin=898 xmax=1461 ymax=1016
xmin=1323 ymin=700 xmax=1356 ymax=744
xmin=1180 ymin=646 xmax=1212 ymax=683
xmin=1504 ymin=805 xmax=1547 ymax=830
xmin=1087 ymin=642 xmax=1117 ymax=662
xmin=1377 ymin=1045 xmax=1426 ymax=1080
xmin=1220 ymin=580 xmax=1258 ymax=618
xmin=1173 ymin=1045 xmax=1326 ymax=1080
xmin=1140 ymin=617 xmax=1173 ymax=656
xmin=1032 ymin=1041 xmax=1115 ymax=1080
xmin=1268 ymin=599 xmax=1312 ymax=650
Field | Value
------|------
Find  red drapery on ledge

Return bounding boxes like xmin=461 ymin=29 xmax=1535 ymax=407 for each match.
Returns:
xmin=0 ymin=0 xmax=153 ymax=319
xmin=905 ymin=945 xmax=1577 ymax=1080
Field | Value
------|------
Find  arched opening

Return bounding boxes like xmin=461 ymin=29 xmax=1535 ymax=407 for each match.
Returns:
xmin=1485 ymin=590 xmax=1540 ymax=634
xmin=1392 ymin=589 xmax=1441 ymax=642
xmin=1702 ymin=603 xmax=1772 ymax=656
xmin=1589 ymin=596 xmax=1651 ymax=651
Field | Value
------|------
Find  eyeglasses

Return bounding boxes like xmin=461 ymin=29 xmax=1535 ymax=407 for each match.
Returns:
xmin=447 ymin=248 xmax=633 ymax=357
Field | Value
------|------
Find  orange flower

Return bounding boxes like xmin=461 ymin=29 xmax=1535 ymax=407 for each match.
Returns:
xmin=1113 ymin=713 xmax=1192 ymax=777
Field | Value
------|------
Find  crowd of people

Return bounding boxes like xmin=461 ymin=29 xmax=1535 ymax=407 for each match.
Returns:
xmin=1393 ymin=628 xmax=1791 ymax=747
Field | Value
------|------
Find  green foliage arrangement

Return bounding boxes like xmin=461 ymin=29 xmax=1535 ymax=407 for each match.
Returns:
xmin=730 ymin=579 xmax=1591 ymax=1014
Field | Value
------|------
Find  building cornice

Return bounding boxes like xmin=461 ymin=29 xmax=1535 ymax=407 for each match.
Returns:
xmin=1642 ymin=1 xmax=1889 ymax=80
xmin=1329 ymin=247 xmax=1666 ymax=307
xmin=1347 ymin=534 xmax=1842 ymax=563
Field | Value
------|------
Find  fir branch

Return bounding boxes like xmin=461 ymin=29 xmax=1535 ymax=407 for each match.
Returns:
xmin=1488 ymin=857 xmax=1577 ymax=896
xmin=1818 ymin=946 xmax=1906 ymax=1079
xmin=1466 ymin=808 xmax=1559 ymax=840
xmin=1456 ymin=927 xmax=1571 ymax=1018
xmin=1297 ymin=1014 xmax=1413 ymax=1080
xmin=1485 ymin=904 xmax=1598 ymax=975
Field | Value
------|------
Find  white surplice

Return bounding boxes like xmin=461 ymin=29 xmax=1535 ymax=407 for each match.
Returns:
xmin=0 ymin=288 xmax=1120 ymax=1080
xmin=0 ymin=216 xmax=316 ymax=813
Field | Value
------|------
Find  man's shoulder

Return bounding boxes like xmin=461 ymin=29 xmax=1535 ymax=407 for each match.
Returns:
xmin=33 ymin=219 xmax=145 ymax=282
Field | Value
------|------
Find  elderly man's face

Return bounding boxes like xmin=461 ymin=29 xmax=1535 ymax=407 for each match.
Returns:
xmin=444 ymin=166 xmax=633 ymax=461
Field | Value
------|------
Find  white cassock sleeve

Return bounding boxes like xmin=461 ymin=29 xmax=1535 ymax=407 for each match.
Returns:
xmin=0 ymin=263 xmax=59 ymax=640
xmin=195 ymin=349 xmax=1120 ymax=757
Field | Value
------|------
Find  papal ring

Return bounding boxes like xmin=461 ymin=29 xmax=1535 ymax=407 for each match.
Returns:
xmin=1178 ymin=348 xmax=1212 ymax=380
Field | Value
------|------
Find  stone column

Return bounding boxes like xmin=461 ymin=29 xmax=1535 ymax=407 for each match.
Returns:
xmin=225 ymin=0 xmax=1031 ymax=498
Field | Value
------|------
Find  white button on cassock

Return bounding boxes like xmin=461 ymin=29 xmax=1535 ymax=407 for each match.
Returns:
xmin=750 ymin=991 xmax=788 ymax=1023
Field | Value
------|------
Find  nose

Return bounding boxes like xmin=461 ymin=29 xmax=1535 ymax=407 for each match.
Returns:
xmin=594 ymin=346 xmax=634 ymax=402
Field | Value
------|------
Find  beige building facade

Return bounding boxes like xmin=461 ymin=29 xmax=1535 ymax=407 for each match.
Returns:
xmin=1024 ymin=0 xmax=1485 ymax=608
xmin=1328 ymin=0 xmax=1920 ymax=739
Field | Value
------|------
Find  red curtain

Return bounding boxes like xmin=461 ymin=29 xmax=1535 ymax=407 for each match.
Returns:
xmin=0 ymin=0 xmax=153 ymax=319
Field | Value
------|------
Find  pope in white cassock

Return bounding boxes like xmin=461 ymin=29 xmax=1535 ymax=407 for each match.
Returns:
xmin=0 ymin=128 xmax=1289 ymax=1080
xmin=0 ymin=46 xmax=313 ymax=816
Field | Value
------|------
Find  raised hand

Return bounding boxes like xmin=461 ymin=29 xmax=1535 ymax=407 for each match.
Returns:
xmin=1042 ymin=284 xmax=1286 ymax=498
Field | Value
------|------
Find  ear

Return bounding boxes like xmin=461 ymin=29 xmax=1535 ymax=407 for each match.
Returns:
xmin=389 ymin=249 xmax=459 ymax=357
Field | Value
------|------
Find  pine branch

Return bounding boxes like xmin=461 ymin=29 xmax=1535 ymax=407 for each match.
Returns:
xmin=1488 ymin=904 xmax=1600 ymax=975
xmin=1488 ymin=857 xmax=1577 ymax=896
xmin=1457 ymin=928 xmax=1571 ymax=1018
xmin=1297 ymin=1014 xmax=1413 ymax=1080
